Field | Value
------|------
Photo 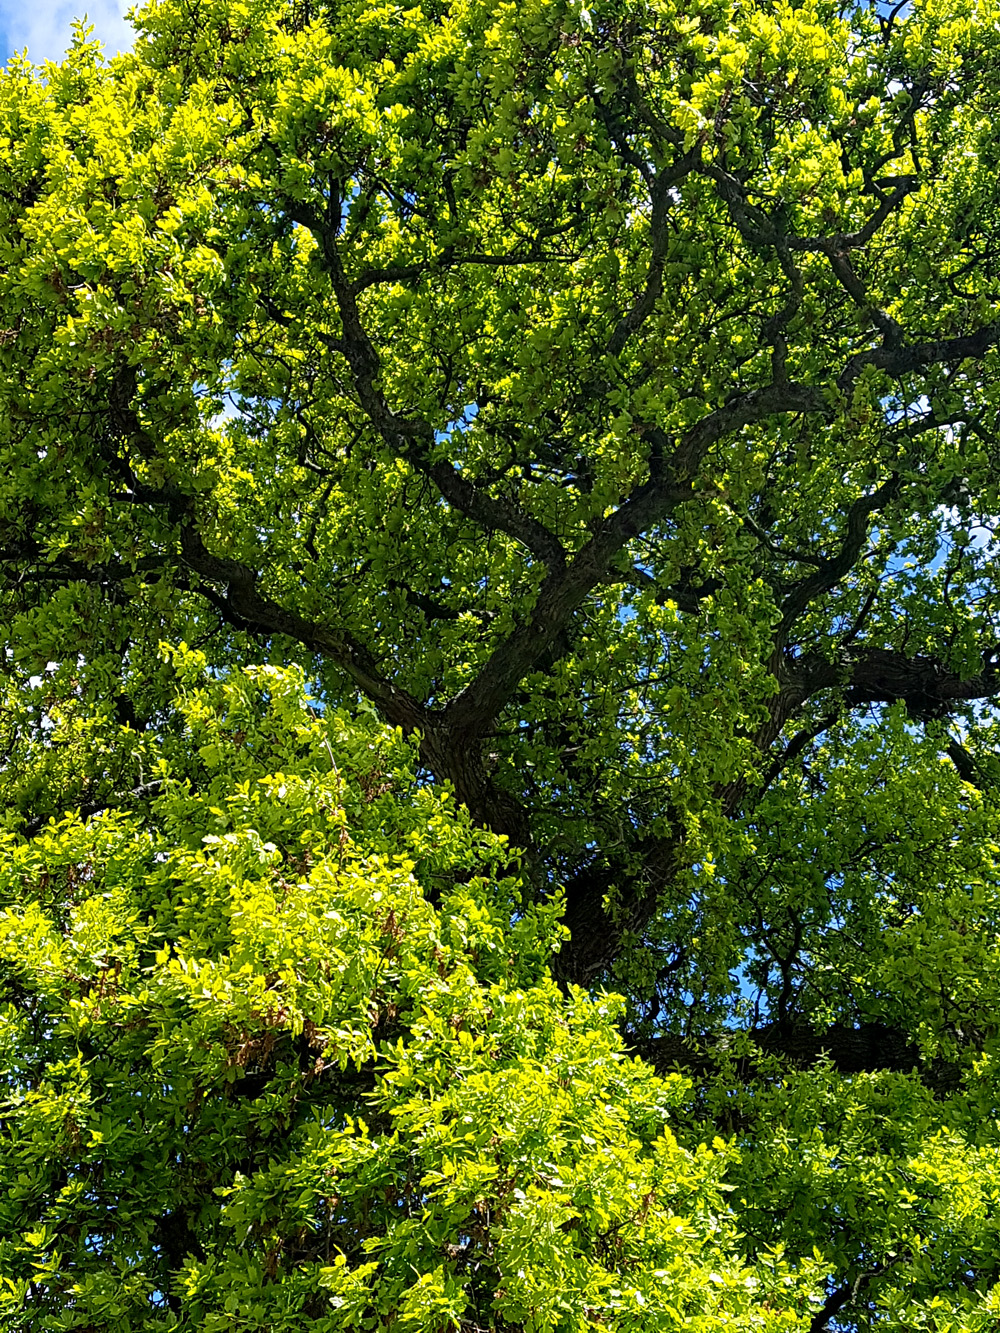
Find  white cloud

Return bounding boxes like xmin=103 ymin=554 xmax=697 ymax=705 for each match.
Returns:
xmin=0 ymin=0 xmax=134 ymax=65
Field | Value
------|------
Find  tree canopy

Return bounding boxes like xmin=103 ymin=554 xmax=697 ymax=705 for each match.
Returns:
xmin=6 ymin=0 xmax=1000 ymax=1326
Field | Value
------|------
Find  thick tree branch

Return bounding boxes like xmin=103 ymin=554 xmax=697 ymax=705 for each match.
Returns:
xmin=284 ymin=198 xmax=568 ymax=573
xmin=838 ymin=319 xmax=1000 ymax=395
xmin=805 ymin=179 xmax=917 ymax=253
xmin=560 ymin=635 xmax=1000 ymax=986
xmin=946 ymin=739 xmax=990 ymax=788
xmin=820 ymin=243 xmax=903 ymax=347
xmin=756 ymin=713 xmax=840 ymax=793
xmin=778 ymin=476 xmax=900 ymax=636
xmin=642 ymin=1022 xmax=921 ymax=1080
xmin=175 ymin=521 xmax=429 ymax=732
xmin=57 ymin=372 xmax=536 ymax=854
xmin=183 ymin=514 xmax=531 ymax=843
xmin=704 ymin=165 xmax=916 ymax=259
xmin=761 ymin=242 xmax=805 ymax=381
xmin=443 ymin=381 xmax=825 ymax=737
xmin=769 ymin=646 xmax=1000 ymax=725
xmin=350 ymin=229 xmax=580 ymax=295
xmin=554 ymin=833 xmax=679 ymax=986
xmin=843 ymin=646 xmax=1000 ymax=712
xmin=96 ymin=375 xmax=433 ymax=737
xmin=809 ymin=1261 xmax=902 ymax=1333
xmin=606 ymin=170 xmax=679 ymax=357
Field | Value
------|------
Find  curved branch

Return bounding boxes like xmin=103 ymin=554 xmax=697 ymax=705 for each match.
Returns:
xmin=809 ymin=1260 xmax=902 ymax=1333
xmin=838 ymin=319 xmax=1000 ymax=395
xmin=778 ymin=475 xmax=900 ymax=635
xmin=766 ymin=645 xmax=1000 ymax=731
xmin=173 ymin=520 xmax=430 ymax=731
xmin=946 ymin=739 xmax=991 ymax=788
xmin=443 ymin=380 xmax=825 ymax=737
xmin=285 ymin=197 xmax=568 ymax=572
xmin=606 ymin=168 xmax=682 ymax=357
xmin=842 ymin=645 xmax=1000 ymax=713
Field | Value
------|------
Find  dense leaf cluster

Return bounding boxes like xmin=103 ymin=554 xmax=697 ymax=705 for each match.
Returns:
xmin=1 ymin=657 xmax=815 ymax=1330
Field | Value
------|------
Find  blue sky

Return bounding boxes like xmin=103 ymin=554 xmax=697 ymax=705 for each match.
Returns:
xmin=0 ymin=0 xmax=133 ymax=64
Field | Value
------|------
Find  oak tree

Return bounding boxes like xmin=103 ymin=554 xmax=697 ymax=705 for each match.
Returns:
xmin=5 ymin=0 xmax=1000 ymax=1326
